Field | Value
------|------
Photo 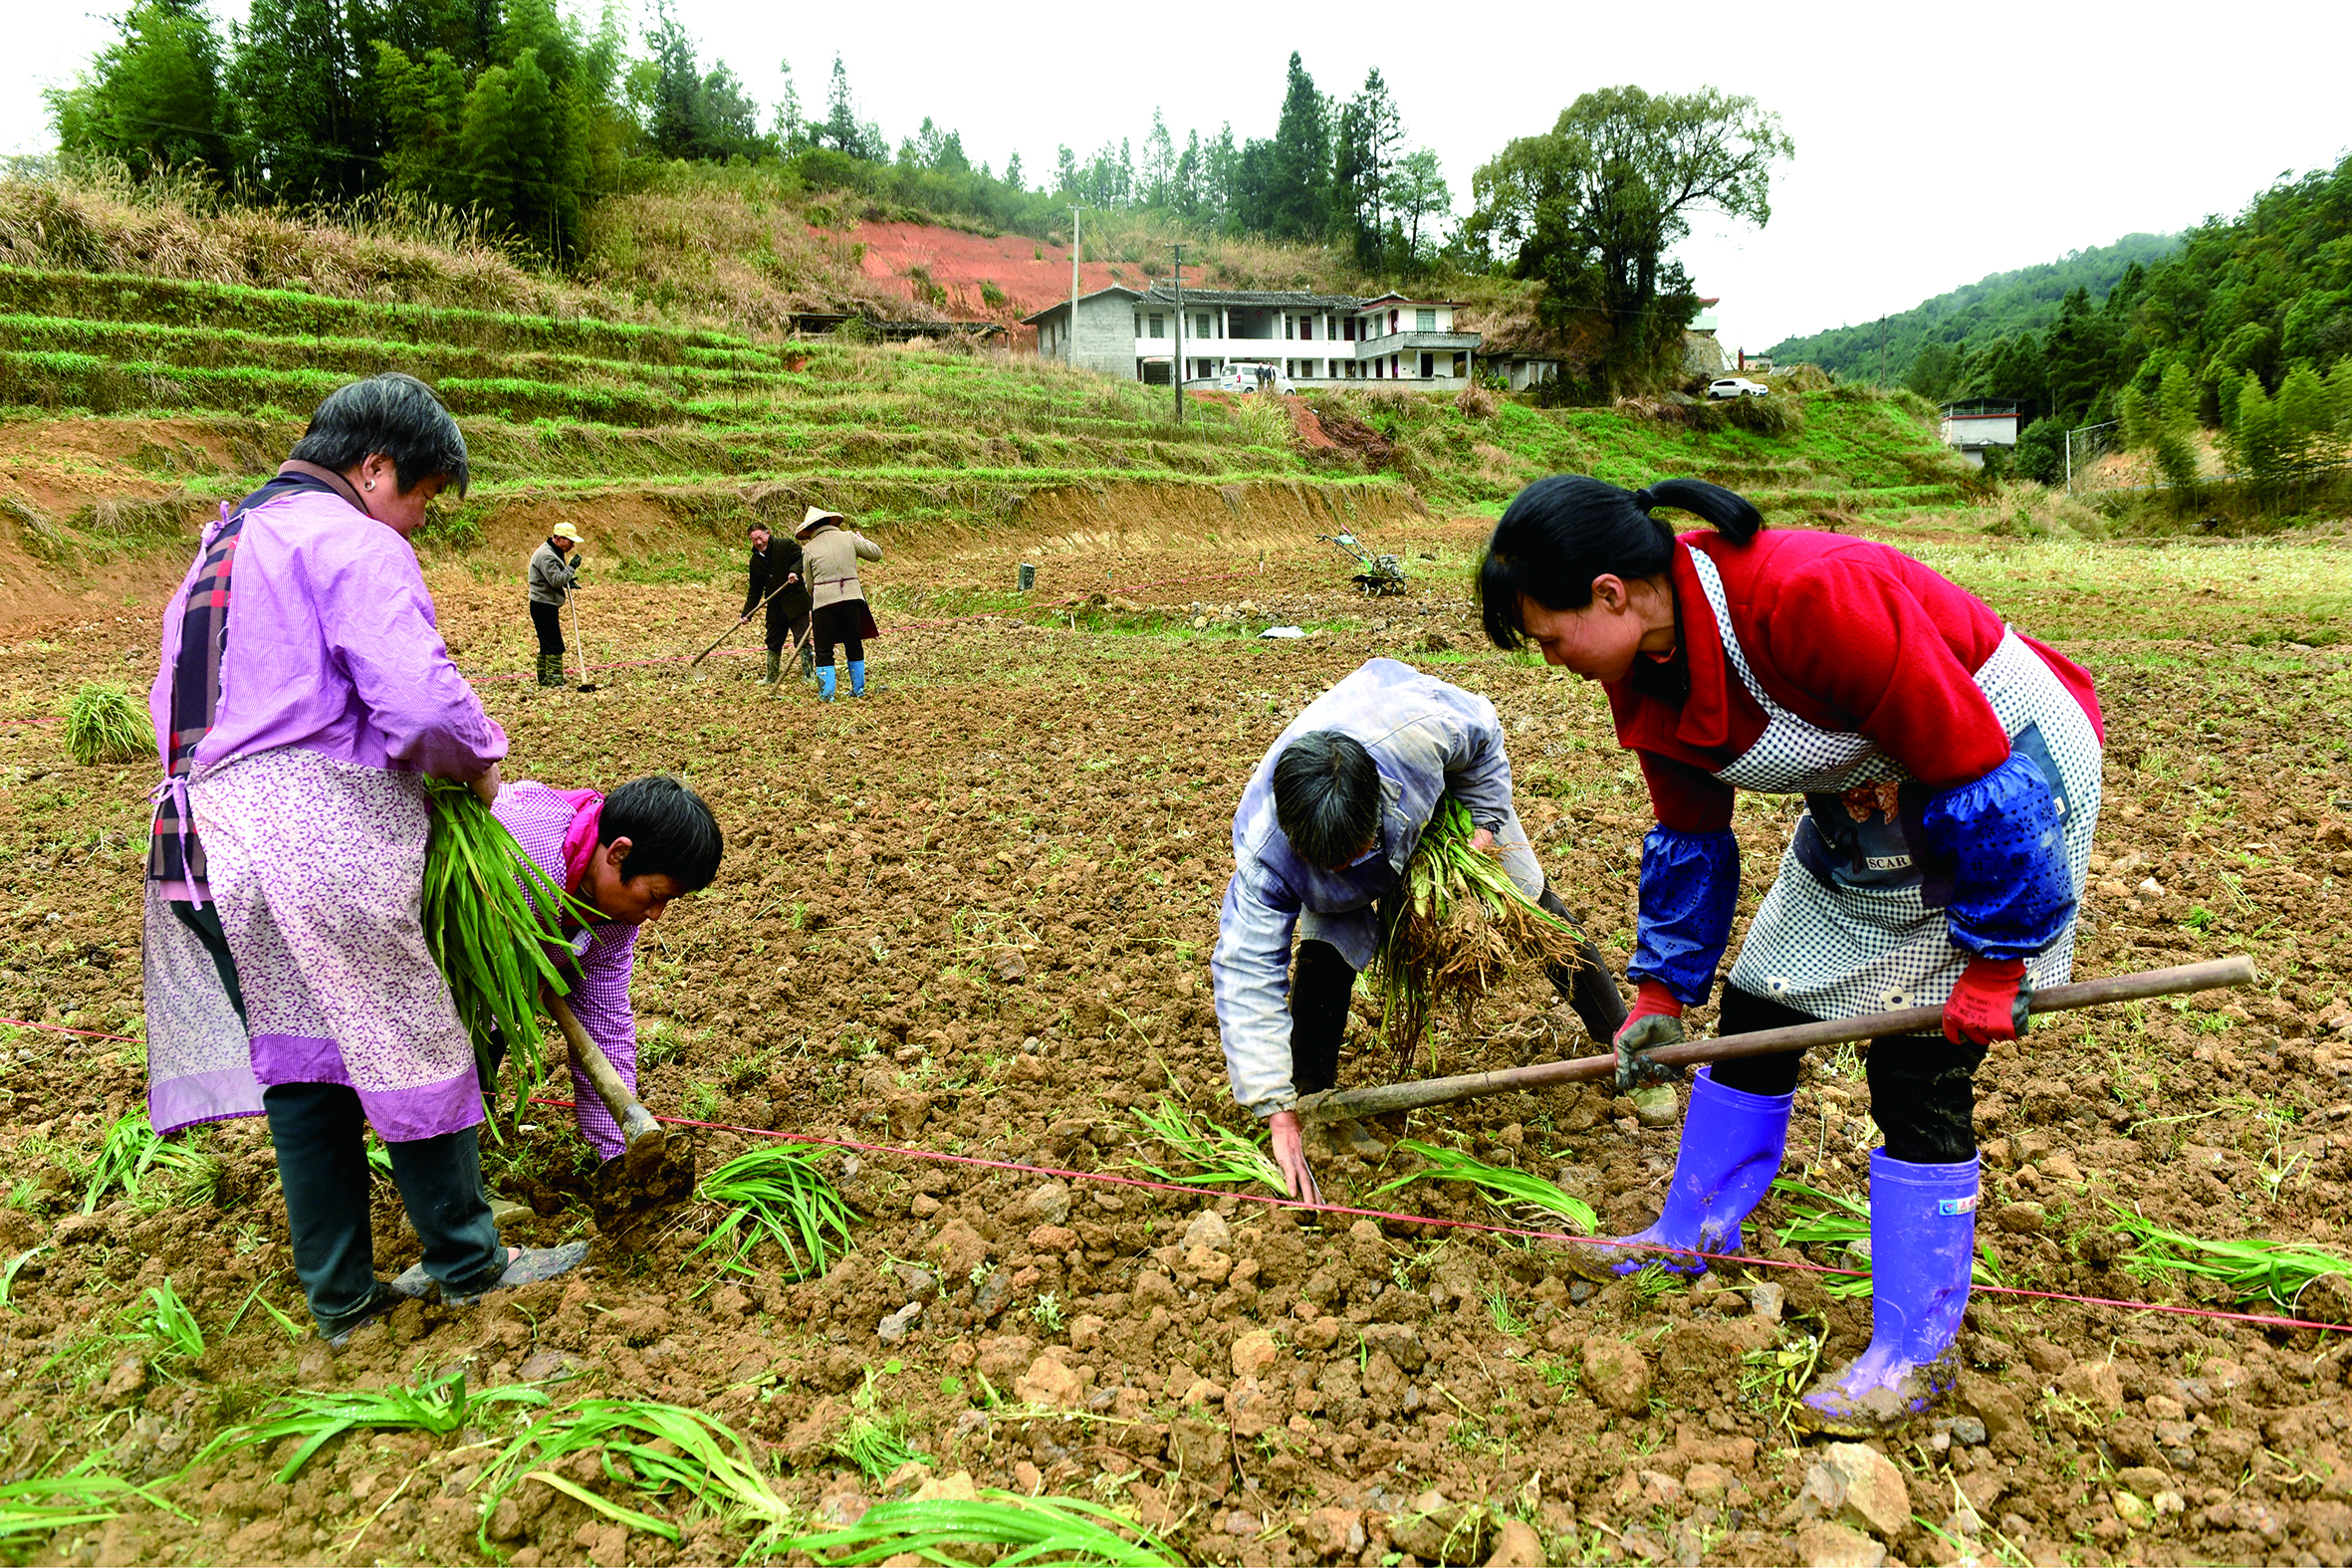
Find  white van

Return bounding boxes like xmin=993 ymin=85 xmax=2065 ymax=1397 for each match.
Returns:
xmin=1219 ymin=362 xmax=1296 ymax=395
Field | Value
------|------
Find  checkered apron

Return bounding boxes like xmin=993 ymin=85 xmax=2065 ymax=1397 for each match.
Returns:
xmin=1685 ymin=551 xmax=2102 ymax=1021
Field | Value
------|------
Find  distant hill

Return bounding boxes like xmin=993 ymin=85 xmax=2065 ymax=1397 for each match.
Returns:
xmin=1767 ymin=233 xmax=2179 ymax=382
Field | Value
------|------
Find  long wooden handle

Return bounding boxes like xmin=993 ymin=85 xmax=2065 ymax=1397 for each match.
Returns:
xmin=1297 ymin=955 xmax=2257 ymax=1124
xmin=690 ymin=582 xmax=791 ymax=667
xmin=549 ymin=995 xmax=665 ymax=1163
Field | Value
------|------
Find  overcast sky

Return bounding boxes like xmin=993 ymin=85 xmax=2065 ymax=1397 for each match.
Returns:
xmin=8 ymin=0 xmax=2346 ymax=349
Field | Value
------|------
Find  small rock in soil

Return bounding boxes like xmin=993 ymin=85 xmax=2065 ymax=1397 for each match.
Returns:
xmin=1995 ymin=1200 xmax=2047 ymax=1233
xmin=1629 ymin=1082 xmax=1681 ymax=1127
xmin=1389 ymin=1491 xmax=1489 ymax=1562
xmin=1581 ymin=1335 xmax=1651 ymax=1415
xmin=518 ymin=1348 xmax=579 ymax=1381
xmin=1018 ymin=1181 xmax=1071 ymax=1227
xmin=1751 ymin=1281 xmax=1785 ymax=1321
xmin=1297 ymin=1508 xmax=1364 ymax=1557
xmin=1950 ymin=1414 xmax=1989 ymax=1447
xmin=1485 ymin=1517 xmax=1544 ymax=1567
xmin=893 ymin=1263 xmax=938 ymax=1300
xmin=1230 ymin=1328 xmax=1280 ymax=1381
xmin=100 ymin=1355 xmax=146 ymax=1408
xmin=1793 ymin=1520 xmax=1885 ymax=1568
xmin=1182 ymin=1208 xmax=1232 ymax=1252
xmin=1014 ymin=1354 xmax=1082 ymax=1409
xmin=973 ymin=1268 xmax=1012 ymax=1320
xmin=929 ymin=1219 xmax=990 ymax=1279
xmin=876 ymin=1301 xmax=923 ymax=1344
xmin=1798 ymin=1443 xmax=1911 ymax=1540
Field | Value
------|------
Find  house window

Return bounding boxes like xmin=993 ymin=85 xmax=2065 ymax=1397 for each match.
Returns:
xmin=1416 ymin=309 xmax=1436 ymax=332
xmin=1148 ymin=316 xmax=1165 ymax=338
xmin=1194 ymin=313 xmax=1211 ymax=337
xmin=1300 ymin=318 xmax=1314 ymax=341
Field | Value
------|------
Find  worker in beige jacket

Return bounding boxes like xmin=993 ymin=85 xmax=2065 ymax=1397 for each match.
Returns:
xmin=796 ymin=506 xmax=881 ymax=701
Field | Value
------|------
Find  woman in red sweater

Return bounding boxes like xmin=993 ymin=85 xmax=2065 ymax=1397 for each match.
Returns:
xmin=1479 ymin=476 xmax=2102 ymax=1435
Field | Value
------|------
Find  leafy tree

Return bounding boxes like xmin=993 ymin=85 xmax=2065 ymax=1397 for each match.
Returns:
xmin=772 ymin=59 xmax=804 ymax=147
xmin=2121 ymin=359 xmax=2203 ymax=493
xmin=1139 ymin=109 xmax=1175 ymax=207
xmin=1331 ymin=68 xmax=1402 ymax=267
xmin=1393 ymin=147 xmax=1450 ymax=265
xmin=230 ymin=0 xmax=380 ymax=197
xmin=1258 ymin=53 xmax=1328 ymax=240
xmin=635 ymin=2 xmax=756 ymax=161
xmin=1472 ymin=85 xmax=1792 ymax=391
xmin=818 ymin=53 xmax=880 ymax=160
xmin=2012 ymin=416 xmax=2065 ymax=485
xmin=1004 ymin=148 xmax=1023 ymax=190
xmin=49 ymin=0 xmax=233 ymax=176
xmin=1903 ymin=340 xmax=1962 ymax=402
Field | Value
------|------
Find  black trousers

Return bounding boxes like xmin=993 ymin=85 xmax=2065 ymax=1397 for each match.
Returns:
xmin=1709 ymin=984 xmax=1985 ymax=1164
xmin=766 ymin=606 xmax=811 ymax=655
xmin=1290 ymin=885 xmax=1628 ymax=1096
xmin=811 ymin=601 xmax=865 ymax=667
xmin=530 ymin=599 xmax=565 ymax=656
xmin=167 ymin=902 xmax=503 ymax=1334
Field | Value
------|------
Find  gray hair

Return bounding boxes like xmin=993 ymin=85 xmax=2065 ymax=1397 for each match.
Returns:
xmin=288 ymin=372 xmax=470 ymax=497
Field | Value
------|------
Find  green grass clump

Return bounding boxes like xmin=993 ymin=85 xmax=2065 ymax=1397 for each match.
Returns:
xmin=1373 ymin=1140 xmax=1599 ymax=1233
xmin=203 ymin=1366 xmax=548 ymax=1481
xmin=128 ymin=1278 xmax=204 ymax=1359
xmin=1128 ymin=1098 xmax=1287 ymax=1197
xmin=690 ymin=1144 xmax=859 ymax=1282
xmin=60 ymin=680 xmax=147 ymax=766
xmin=421 ymin=783 xmax=592 ymax=1131
xmin=80 ymin=1112 xmax=210 ymax=1213
xmin=1771 ymin=1178 xmax=2005 ymax=1298
xmin=1371 ymin=796 xmax=1586 ymax=1070
xmin=479 ymin=1398 xmax=794 ymax=1555
xmin=782 ymin=1491 xmax=1179 ymax=1566
xmin=0 ymin=1468 xmax=185 ymax=1545
xmin=2112 ymin=1208 xmax=2352 ymax=1313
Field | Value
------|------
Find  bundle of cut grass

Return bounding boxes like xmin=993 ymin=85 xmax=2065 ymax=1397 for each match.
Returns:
xmin=1771 ymin=1178 xmax=2006 ymax=1298
xmin=690 ymin=1144 xmax=859 ymax=1283
xmin=1371 ymin=797 xmax=1586 ymax=1071
xmin=421 ymin=782 xmax=591 ymax=1130
xmin=784 ymin=1491 xmax=1179 ymax=1566
xmin=61 ymin=680 xmax=147 ymax=766
xmin=1128 ymin=1097 xmax=1288 ymax=1197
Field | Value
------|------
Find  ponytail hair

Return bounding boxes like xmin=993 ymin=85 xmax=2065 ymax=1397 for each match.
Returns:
xmin=1477 ymin=476 xmax=1764 ymax=650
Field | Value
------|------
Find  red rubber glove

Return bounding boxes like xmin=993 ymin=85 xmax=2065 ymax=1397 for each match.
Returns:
xmin=1615 ymin=980 xmax=1685 ymax=1040
xmin=1944 ymin=956 xmax=2029 ymax=1045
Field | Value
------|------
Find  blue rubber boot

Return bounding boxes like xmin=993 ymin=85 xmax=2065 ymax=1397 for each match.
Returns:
xmin=1557 ymin=1067 xmax=1792 ymax=1282
xmin=1796 ymin=1151 xmax=1979 ymax=1435
xmin=817 ymin=666 xmax=836 ymax=702
xmin=848 ymin=658 xmax=866 ymax=697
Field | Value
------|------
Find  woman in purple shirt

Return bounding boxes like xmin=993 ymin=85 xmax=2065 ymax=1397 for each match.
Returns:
xmin=141 ymin=373 xmax=583 ymax=1345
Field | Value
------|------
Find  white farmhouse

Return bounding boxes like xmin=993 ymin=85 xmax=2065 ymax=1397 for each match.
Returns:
xmin=1025 ymin=285 xmax=1481 ymax=387
xmin=1938 ymin=398 xmax=2021 ymax=466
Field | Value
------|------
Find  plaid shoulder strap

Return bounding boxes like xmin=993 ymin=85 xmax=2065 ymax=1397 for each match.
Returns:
xmin=146 ymin=509 xmax=249 ymax=896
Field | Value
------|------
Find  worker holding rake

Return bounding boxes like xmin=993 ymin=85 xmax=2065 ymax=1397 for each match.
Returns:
xmin=1478 ymin=475 xmax=2103 ymax=1435
xmin=488 ymin=775 xmax=724 ymax=1162
xmin=139 ymin=373 xmax=586 ymax=1346
xmin=742 ymin=521 xmax=811 ymax=686
xmin=1211 ymin=658 xmax=1629 ymax=1206
xmin=526 ymin=522 xmax=584 ymax=688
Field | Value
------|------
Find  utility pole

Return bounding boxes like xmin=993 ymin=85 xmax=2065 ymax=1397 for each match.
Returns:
xmin=1169 ymin=243 xmax=1186 ymax=423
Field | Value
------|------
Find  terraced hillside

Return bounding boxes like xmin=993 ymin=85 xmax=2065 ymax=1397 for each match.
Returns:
xmin=0 ymin=260 xmax=1978 ymax=634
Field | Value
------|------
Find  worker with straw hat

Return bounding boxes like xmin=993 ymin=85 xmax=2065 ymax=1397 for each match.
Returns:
xmin=527 ymin=522 xmax=584 ymax=688
xmin=140 ymin=373 xmax=585 ymax=1349
xmin=796 ymin=506 xmax=882 ymax=701
xmin=1476 ymin=474 xmax=2102 ymax=1435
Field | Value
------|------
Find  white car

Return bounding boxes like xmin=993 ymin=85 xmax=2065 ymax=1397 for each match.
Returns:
xmin=1707 ymin=377 xmax=1768 ymax=399
xmin=1219 ymin=362 xmax=1295 ymax=395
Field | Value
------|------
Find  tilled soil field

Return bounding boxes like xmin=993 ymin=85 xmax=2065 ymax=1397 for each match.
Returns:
xmin=2 ymin=516 xmax=2350 ymax=1567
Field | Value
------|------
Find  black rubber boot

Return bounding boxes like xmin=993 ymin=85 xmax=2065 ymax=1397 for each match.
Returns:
xmin=537 ymin=653 xmax=564 ymax=688
xmin=799 ymin=645 xmax=816 ymax=683
xmin=758 ymin=650 xmax=782 ymax=685
xmin=1538 ymin=886 xmax=1629 ymax=1041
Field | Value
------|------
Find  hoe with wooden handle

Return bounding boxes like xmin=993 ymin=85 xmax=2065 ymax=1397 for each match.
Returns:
xmin=548 ymin=995 xmax=696 ymax=1234
xmin=1295 ymin=955 xmax=2257 ymax=1125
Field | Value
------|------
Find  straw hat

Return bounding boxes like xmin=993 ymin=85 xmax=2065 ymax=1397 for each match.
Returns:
xmin=796 ymin=506 xmax=843 ymax=538
xmin=549 ymin=522 xmax=584 ymax=544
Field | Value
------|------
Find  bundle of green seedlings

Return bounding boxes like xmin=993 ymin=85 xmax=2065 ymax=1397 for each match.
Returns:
xmin=1128 ymin=1097 xmax=1287 ymax=1196
xmin=198 ymin=1365 xmax=549 ymax=1481
xmin=421 ymin=782 xmax=594 ymax=1131
xmin=60 ymin=680 xmax=147 ymax=766
xmin=690 ymin=1144 xmax=859 ymax=1284
xmin=2111 ymin=1207 xmax=2352 ymax=1314
xmin=1772 ymin=1178 xmax=2006 ymax=1298
xmin=1373 ymin=1139 xmax=1600 ymax=1233
xmin=1370 ymin=797 xmax=1586 ymax=1071
xmin=0 ymin=1468 xmax=185 ymax=1547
